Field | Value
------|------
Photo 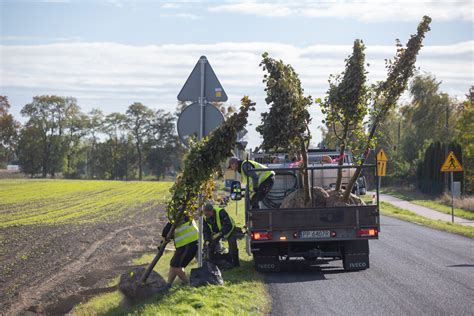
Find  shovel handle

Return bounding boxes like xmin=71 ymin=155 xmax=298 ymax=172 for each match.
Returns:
xmin=140 ymin=240 xmax=169 ymax=283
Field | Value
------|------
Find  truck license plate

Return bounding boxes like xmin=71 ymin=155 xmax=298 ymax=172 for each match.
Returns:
xmin=301 ymin=230 xmax=331 ymax=239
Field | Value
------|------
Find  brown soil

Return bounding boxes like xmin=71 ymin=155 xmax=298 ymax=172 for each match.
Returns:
xmin=0 ymin=208 xmax=167 ymax=315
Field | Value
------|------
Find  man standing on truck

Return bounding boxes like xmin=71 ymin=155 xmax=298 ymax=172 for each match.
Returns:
xmin=227 ymin=157 xmax=275 ymax=209
xmin=203 ymin=202 xmax=240 ymax=267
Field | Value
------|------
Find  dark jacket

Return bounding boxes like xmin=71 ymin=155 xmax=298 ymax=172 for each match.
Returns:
xmin=203 ymin=208 xmax=234 ymax=241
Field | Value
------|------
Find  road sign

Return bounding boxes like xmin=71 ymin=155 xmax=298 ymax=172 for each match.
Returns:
xmin=177 ymin=56 xmax=228 ymax=102
xmin=177 ymin=102 xmax=224 ymax=147
xmin=237 ymin=128 xmax=248 ymax=140
xmin=441 ymin=151 xmax=463 ymax=172
xmin=376 ymin=149 xmax=388 ymax=177
xmin=376 ymin=149 xmax=388 ymax=162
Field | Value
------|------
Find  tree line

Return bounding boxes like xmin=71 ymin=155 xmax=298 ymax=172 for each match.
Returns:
xmin=0 ymin=95 xmax=184 ymax=180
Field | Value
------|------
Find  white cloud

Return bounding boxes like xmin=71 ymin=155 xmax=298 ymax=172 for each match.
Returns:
xmin=161 ymin=3 xmax=182 ymax=9
xmin=209 ymin=0 xmax=473 ymax=22
xmin=1 ymin=40 xmax=472 ymax=147
xmin=159 ymin=13 xmax=201 ymax=20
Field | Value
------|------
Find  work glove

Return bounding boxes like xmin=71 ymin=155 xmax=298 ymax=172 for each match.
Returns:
xmin=250 ymin=191 xmax=256 ymax=199
xmin=212 ymin=232 xmax=222 ymax=241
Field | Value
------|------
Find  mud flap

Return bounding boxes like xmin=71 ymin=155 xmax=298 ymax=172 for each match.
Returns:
xmin=253 ymin=255 xmax=281 ymax=272
xmin=343 ymin=240 xmax=369 ymax=271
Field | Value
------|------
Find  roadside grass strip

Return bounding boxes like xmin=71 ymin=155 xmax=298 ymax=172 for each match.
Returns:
xmin=0 ymin=180 xmax=172 ymax=227
xmin=381 ymin=202 xmax=474 ymax=239
xmin=381 ymin=187 xmax=474 ymax=221
xmin=73 ymin=200 xmax=271 ymax=315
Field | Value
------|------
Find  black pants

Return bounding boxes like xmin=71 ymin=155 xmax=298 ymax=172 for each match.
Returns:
xmin=227 ymin=230 xmax=240 ymax=267
xmin=251 ymin=175 xmax=275 ymax=209
xmin=209 ymin=230 xmax=240 ymax=267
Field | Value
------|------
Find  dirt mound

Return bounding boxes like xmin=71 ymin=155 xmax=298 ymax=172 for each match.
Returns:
xmin=280 ymin=187 xmax=365 ymax=208
xmin=280 ymin=187 xmax=329 ymax=208
xmin=119 ymin=267 xmax=168 ymax=301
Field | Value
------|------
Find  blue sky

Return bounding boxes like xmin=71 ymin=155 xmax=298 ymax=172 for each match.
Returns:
xmin=1 ymin=0 xmax=473 ymax=147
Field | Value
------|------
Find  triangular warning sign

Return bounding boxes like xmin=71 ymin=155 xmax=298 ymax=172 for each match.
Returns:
xmin=441 ymin=151 xmax=463 ymax=172
xmin=177 ymin=56 xmax=228 ymax=102
xmin=376 ymin=149 xmax=388 ymax=162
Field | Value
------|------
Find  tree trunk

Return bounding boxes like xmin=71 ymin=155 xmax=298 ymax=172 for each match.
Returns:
xmin=300 ymin=137 xmax=311 ymax=204
xmin=335 ymin=143 xmax=346 ymax=191
xmin=137 ymin=141 xmax=142 ymax=181
xmin=343 ymin=123 xmax=378 ymax=202
xmin=335 ymin=124 xmax=349 ymax=191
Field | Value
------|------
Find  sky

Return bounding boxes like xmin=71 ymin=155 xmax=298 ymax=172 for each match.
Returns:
xmin=1 ymin=0 xmax=473 ymax=148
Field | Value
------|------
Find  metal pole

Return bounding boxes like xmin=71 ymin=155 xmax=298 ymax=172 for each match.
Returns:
xmin=197 ymin=57 xmax=206 ymax=268
xmin=451 ymin=172 xmax=454 ymax=223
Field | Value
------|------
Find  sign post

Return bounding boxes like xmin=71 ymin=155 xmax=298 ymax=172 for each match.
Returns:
xmin=177 ymin=56 xmax=228 ymax=267
xmin=376 ymin=149 xmax=388 ymax=205
xmin=440 ymin=151 xmax=463 ymax=223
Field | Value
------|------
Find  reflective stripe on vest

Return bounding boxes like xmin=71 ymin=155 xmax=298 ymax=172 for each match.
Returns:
xmin=206 ymin=207 xmax=235 ymax=239
xmin=174 ymin=220 xmax=199 ymax=248
xmin=242 ymin=160 xmax=275 ymax=187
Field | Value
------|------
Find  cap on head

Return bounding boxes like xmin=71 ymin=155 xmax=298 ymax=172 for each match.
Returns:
xmin=227 ymin=156 xmax=239 ymax=168
xmin=204 ymin=203 xmax=215 ymax=212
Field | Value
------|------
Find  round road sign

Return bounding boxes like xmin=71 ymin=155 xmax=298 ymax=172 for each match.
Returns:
xmin=177 ymin=102 xmax=224 ymax=147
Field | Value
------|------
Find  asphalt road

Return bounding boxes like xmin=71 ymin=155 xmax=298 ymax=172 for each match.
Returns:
xmin=266 ymin=215 xmax=474 ymax=315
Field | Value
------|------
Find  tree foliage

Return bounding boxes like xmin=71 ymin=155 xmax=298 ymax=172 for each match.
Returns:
xmin=320 ymin=39 xmax=368 ymax=190
xmin=257 ymin=52 xmax=313 ymax=202
xmin=343 ymin=16 xmax=432 ymax=201
xmin=166 ymin=96 xmax=255 ymax=223
xmin=0 ymin=96 xmax=20 ymax=166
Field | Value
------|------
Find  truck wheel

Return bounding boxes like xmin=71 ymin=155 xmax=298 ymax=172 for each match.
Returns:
xmin=342 ymin=240 xmax=369 ymax=271
xmin=253 ymin=254 xmax=280 ymax=272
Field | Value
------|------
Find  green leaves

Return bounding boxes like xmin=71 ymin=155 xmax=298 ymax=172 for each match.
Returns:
xmin=166 ymin=97 xmax=255 ymax=222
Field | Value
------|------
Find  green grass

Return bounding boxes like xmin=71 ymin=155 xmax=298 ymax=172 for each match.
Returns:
xmin=381 ymin=187 xmax=474 ymax=221
xmin=0 ymin=179 xmax=172 ymax=227
xmin=380 ymin=201 xmax=474 ymax=239
xmin=73 ymin=199 xmax=270 ymax=315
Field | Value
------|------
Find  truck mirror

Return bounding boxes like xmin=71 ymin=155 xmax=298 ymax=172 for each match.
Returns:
xmin=230 ymin=181 xmax=242 ymax=201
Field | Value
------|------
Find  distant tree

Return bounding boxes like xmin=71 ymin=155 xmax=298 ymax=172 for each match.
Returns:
xmin=257 ymin=53 xmax=313 ymax=203
xmin=86 ymin=108 xmax=104 ymax=178
xmin=100 ymin=112 xmax=130 ymax=180
xmin=20 ymin=95 xmax=78 ymax=177
xmin=344 ymin=16 xmax=432 ymax=201
xmin=455 ymin=100 xmax=474 ymax=193
xmin=0 ymin=96 xmax=20 ymax=166
xmin=320 ymin=39 xmax=368 ymax=190
xmin=400 ymin=74 xmax=460 ymax=163
xmin=126 ymin=103 xmax=154 ymax=180
xmin=17 ymin=126 xmax=42 ymax=176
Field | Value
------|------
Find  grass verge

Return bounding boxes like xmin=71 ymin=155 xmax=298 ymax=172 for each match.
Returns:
xmin=381 ymin=187 xmax=474 ymax=221
xmin=380 ymin=201 xmax=474 ymax=239
xmin=73 ymin=200 xmax=270 ymax=315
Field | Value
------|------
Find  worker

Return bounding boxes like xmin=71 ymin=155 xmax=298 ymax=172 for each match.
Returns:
xmin=227 ymin=157 xmax=275 ymax=209
xmin=161 ymin=217 xmax=199 ymax=286
xmin=203 ymin=202 xmax=240 ymax=267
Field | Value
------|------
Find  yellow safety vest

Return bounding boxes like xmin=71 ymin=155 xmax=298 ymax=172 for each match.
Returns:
xmin=241 ymin=160 xmax=275 ymax=187
xmin=205 ymin=207 xmax=235 ymax=239
xmin=174 ymin=220 xmax=199 ymax=248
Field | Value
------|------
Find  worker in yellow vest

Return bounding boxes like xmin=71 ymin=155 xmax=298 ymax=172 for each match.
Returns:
xmin=161 ymin=218 xmax=199 ymax=286
xmin=203 ymin=203 xmax=239 ymax=267
xmin=227 ymin=157 xmax=275 ymax=209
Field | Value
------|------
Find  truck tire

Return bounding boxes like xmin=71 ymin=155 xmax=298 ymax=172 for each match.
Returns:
xmin=253 ymin=254 xmax=280 ymax=272
xmin=342 ymin=240 xmax=369 ymax=271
